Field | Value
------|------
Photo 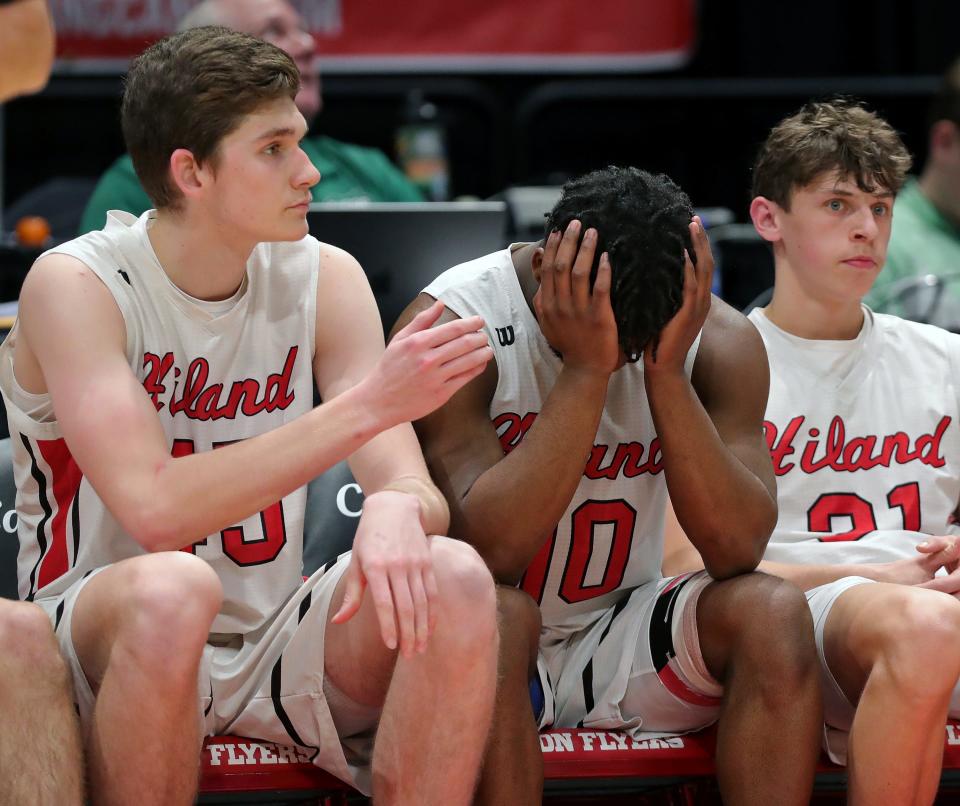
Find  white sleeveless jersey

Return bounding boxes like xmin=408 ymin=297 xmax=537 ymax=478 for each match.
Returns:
xmin=424 ymin=247 xmax=700 ymax=637
xmin=0 ymin=211 xmax=319 ymax=634
xmin=748 ymin=306 xmax=960 ymax=566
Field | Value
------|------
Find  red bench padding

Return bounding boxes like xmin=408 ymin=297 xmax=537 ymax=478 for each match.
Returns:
xmin=199 ymin=721 xmax=960 ymax=795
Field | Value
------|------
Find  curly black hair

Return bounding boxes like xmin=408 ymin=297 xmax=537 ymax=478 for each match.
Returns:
xmin=543 ymin=166 xmax=693 ymax=358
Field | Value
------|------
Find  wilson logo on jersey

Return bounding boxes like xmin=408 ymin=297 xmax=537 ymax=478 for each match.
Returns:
xmin=142 ymin=346 xmax=299 ymax=421
xmin=764 ymin=414 xmax=951 ymax=476
xmin=494 ymin=411 xmax=663 ymax=478
xmin=495 ymin=326 xmax=515 ymax=346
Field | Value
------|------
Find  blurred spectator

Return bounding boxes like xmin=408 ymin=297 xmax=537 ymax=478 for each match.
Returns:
xmin=869 ymin=58 xmax=960 ymax=320
xmin=79 ymin=0 xmax=422 ymax=234
xmin=0 ymin=0 xmax=54 ymax=101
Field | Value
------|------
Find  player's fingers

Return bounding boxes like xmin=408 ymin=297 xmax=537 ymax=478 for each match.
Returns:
xmin=919 ymin=573 xmax=960 ymax=595
xmin=918 ymin=536 xmax=948 ymax=553
xmin=537 ymin=229 xmax=560 ymax=307
xmin=331 ymin=560 xmax=366 ymax=624
xmin=680 ymin=248 xmax=698 ymax=305
xmin=429 ymin=329 xmax=490 ymax=366
xmin=366 ymin=568 xmax=398 ymax=651
xmin=440 ymin=360 xmax=491 ymax=400
xmin=423 ymin=562 xmax=439 ymax=637
xmin=691 ymin=216 xmax=715 ymax=287
xmin=439 ymin=343 xmax=493 ymax=380
xmin=418 ymin=315 xmax=486 ymax=349
xmin=552 ymin=219 xmax=582 ymax=302
xmin=592 ymin=251 xmax=612 ymax=299
xmin=391 ymin=299 xmax=445 ymax=342
xmin=408 ymin=570 xmax=430 ymax=653
xmin=389 ymin=568 xmax=416 ymax=659
xmin=571 ymin=227 xmax=597 ymax=311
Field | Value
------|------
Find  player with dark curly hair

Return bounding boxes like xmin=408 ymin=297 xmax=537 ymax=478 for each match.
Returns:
xmin=542 ymin=167 xmax=691 ymax=358
xmin=393 ymin=165 xmax=823 ymax=805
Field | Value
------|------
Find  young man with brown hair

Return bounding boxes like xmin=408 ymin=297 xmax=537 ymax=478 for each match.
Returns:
xmin=667 ymin=100 xmax=960 ymax=805
xmin=396 ymin=166 xmax=824 ymax=805
xmin=78 ymin=0 xmax=423 ymax=235
xmin=1 ymin=27 xmax=499 ymax=805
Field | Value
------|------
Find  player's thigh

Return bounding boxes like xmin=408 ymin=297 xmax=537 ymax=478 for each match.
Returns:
xmin=549 ymin=573 xmax=721 ymax=733
xmin=70 ymin=551 xmax=222 ymax=689
xmin=823 ymin=581 xmax=960 ymax=707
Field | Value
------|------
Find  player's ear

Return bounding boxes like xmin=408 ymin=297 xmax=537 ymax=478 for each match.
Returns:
xmin=169 ymin=148 xmax=208 ymax=201
xmin=750 ymin=196 xmax=783 ymax=244
xmin=531 ymin=246 xmax=545 ymax=283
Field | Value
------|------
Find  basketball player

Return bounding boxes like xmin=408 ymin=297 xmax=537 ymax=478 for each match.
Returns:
xmin=0 ymin=3 xmax=85 ymax=804
xmin=664 ymin=100 xmax=960 ymax=805
xmin=0 ymin=27 xmax=499 ymax=805
xmin=395 ymin=166 xmax=823 ymax=805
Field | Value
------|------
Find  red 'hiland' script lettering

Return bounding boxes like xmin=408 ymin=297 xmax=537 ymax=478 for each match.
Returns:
xmin=142 ymin=346 xmax=298 ymax=421
xmin=764 ymin=415 xmax=951 ymax=476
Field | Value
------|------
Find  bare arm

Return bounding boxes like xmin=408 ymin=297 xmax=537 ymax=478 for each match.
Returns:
xmin=0 ymin=0 xmax=54 ymax=101
xmin=401 ymin=224 xmax=620 ymax=584
xmin=661 ymin=495 xmax=960 ymax=592
xmin=17 ymin=250 xmax=486 ymax=554
xmin=646 ymin=220 xmax=777 ymax=579
xmin=312 ymin=243 xmax=461 ymax=535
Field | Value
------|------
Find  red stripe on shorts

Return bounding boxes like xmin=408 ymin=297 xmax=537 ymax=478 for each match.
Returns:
xmin=660 ymin=571 xmax=695 ymax=595
xmin=658 ymin=661 xmax=722 ymax=708
xmin=36 ymin=438 xmax=82 ymax=589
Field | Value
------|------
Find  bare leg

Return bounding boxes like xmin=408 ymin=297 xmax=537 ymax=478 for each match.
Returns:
xmin=823 ymin=583 xmax=960 ymax=806
xmin=697 ymin=573 xmax=821 ymax=806
xmin=474 ymin=586 xmax=542 ymax=806
xmin=0 ymin=600 xmax=84 ymax=805
xmin=325 ymin=537 xmax=498 ymax=805
xmin=70 ymin=553 xmax=222 ymax=806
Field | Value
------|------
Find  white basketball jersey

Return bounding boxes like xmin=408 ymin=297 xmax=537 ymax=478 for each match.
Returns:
xmin=749 ymin=306 xmax=960 ymax=565
xmin=0 ymin=211 xmax=319 ymax=634
xmin=424 ymin=247 xmax=700 ymax=636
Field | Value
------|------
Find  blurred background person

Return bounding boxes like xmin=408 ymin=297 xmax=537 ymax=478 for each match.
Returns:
xmin=869 ymin=58 xmax=960 ymax=326
xmin=78 ymin=0 xmax=422 ymax=235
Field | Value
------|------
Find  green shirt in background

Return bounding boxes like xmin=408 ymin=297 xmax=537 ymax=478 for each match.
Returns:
xmin=867 ymin=177 xmax=960 ymax=324
xmin=78 ymin=134 xmax=424 ymax=235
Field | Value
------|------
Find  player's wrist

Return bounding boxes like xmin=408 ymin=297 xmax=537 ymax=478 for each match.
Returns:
xmin=380 ymin=475 xmax=450 ymax=536
xmin=342 ymin=377 xmax=398 ymax=434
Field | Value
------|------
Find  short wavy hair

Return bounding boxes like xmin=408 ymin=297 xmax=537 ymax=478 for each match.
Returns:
xmin=543 ymin=166 xmax=694 ymax=357
xmin=752 ymin=99 xmax=912 ymax=209
xmin=122 ymin=26 xmax=300 ymax=211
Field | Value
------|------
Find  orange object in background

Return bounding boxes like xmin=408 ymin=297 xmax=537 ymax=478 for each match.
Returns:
xmin=15 ymin=216 xmax=51 ymax=247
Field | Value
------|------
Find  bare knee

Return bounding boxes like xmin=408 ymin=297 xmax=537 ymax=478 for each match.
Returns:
xmin=119 ymin=553 xmax=222 ymax=662
xmin=431 ymin=538 xmax=497 ymax=649
xmin=869 ymin=589 xmax=960 ymax=700
xmin=0 ymin=600 xmax=66 ymax=683
xmin=706 ymin=573 xmax=817 ymax=690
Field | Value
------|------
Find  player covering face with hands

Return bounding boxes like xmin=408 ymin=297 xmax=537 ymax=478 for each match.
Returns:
xmin=397 ymin=166 xmax=823 ymax=806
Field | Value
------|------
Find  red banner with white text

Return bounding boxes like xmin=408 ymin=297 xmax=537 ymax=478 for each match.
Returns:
xmin=50 ymin=0 xmax=696 ymax=72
